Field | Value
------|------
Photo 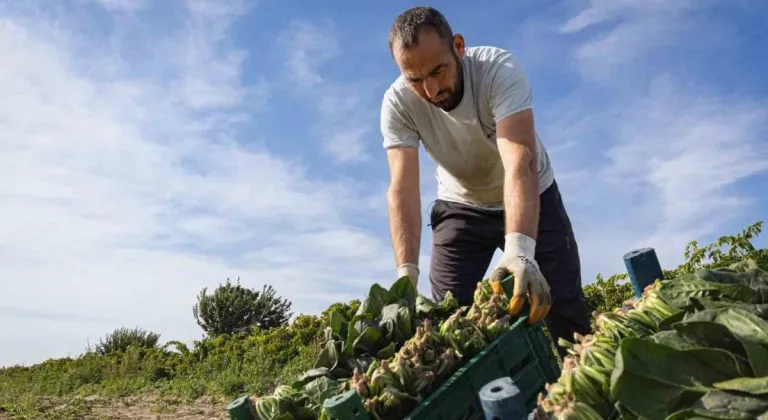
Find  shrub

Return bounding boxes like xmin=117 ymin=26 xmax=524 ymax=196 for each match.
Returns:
xmin=94 ymin=327 xmax=160 ymax=356
xmin=193 ymin=278 xmax=293 ymax=336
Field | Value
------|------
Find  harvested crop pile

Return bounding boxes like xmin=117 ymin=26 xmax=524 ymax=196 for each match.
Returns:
xmin=246 ymin=272 xmax=525 ymax=419
xmin=539 ymin=259 xmax=768 ymax=420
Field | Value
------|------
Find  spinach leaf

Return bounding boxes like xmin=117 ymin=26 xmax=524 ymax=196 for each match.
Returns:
xmin=356 ymin=284 xmax=391 ymax=319
xmin=329 ymin=310 xmax=347 ymax=341
xmin=647 ymin=330 xmax=702 ymax=351
xmin=678 ymin=309 xmax=768 ymax=376
xmin=376 ymin=342 xmax=396 ymax=359
xmin=396 ymin=306 xmax=414 ymax=343
xmin=352 ymin=326 xmax=382 ymax=355
xmin=687 ymin=297 xmax=768 ymax=320
xmin=714 ymin=377 xmax=768 ymax=396
xmin=611 ymin=338 xmax=744 ymax=419
xmin=344 ymin=313 xmax=375 ymax=356
xmin=659 ymin=279 xmax=754 ymax=310
xmin=692 ymin=390 xmax=768 ymax=419
xmin=302 ymin=376 xmax=344 ymax=409
xmin=389 ymin=276 xmax=417 ymax=310
xmin=415 ymin=295 xmax=438 ymax=318
xmin=672 ymin=321 xmax=755 ymax=376
xmin=378 ymin=303 xmax=401 ymax=343
xmin=695 ymin=266 xmax=768 ymax=304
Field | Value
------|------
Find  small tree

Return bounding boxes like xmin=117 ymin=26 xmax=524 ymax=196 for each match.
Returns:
xmin=193 ymin=278 xmax=293 ymax=336
xmin=94 ymin=326 xmax=160 ymax=355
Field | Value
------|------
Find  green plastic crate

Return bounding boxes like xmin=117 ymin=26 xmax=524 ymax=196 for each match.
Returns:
xmin=322 ymin=315 xmax=560 ymax=420
xmin=403 ymin=316 xmax=560 ymax=420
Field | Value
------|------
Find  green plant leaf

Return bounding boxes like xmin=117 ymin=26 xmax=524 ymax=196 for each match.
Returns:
xmin=684 ymin=308 xmax=768 ymax=347
xmin=352 ymin=327 xmax=382 ymax=356
xmin=673 ymin=318 xmax=768 ymax=377
xmin=713 ymin=377 xmax=768 ymax=395
xmin=302 ymin=376 xmax=344 ymax=408
xmin=329 ymin=311 xmax=347 ymax=341
xmin=659 ymin=278 xmax=754 ymax=310
xmin=376 ymin=342 xmax=396 ymax=359
xmin=415 ymin=295 xmax=438 ymax=317
xmin=356 ymin=284 xmax=391 ymax=319
xmin=687 ymin=297 xmax=768 ymax=319
xmin=389 ymin=276 xmax=417 ymax=309
xmin=692 ymin=390 xmax=768 ymax=419
xmin=378 ymin=303 xmax=400 ymax=343
xmin=344 ymin=313 xmax=375 ymax=356
xmin=610 ymin=338 xmax=745 ymax=419
xmin=395 ymin=306 xmax=414 ymax=344
xmin=695 ymin=266 xmax=768 ymax=304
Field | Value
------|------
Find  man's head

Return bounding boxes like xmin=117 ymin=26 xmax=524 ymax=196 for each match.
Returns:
xmin=389 ymin=7 xmax=465 ymax=112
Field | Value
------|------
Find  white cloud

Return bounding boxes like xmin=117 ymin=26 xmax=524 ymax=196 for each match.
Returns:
xmin=82 ymin=0 xmax=149 ymax=13
xmin=278 ymin=19 xmax=342 ymax=89
xmin=0 ymin=4 xmax=396 ymax=367
xmin=558 ymin=0 xmax=731 ymax=80
xmin=547 ymin=79 xmax=768 ymax=282
xmin=277 ymin=20 xmax=379 ymax=165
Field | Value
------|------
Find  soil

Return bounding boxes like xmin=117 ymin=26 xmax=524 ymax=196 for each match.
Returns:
xmin=0 ymin=394 xmax=230 ymax=420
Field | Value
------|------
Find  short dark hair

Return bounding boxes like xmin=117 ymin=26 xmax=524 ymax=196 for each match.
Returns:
xmin=388 ymin=6 xmax=454 ymax=53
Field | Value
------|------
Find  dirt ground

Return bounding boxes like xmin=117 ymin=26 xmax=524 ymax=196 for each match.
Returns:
xmin=0 ymin=395 xmax=230 ymax=420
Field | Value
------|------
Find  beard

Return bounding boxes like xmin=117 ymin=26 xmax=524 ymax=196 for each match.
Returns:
xmin=430 ymin=56 xmax=464 ymax=112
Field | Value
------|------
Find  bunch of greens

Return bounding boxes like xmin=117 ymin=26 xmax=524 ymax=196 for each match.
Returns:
xmin=247 ymin=276 xmax=465 ymax=420
xmin=346 ymin=279 xmax=519 ymax=420
xmin=248 ymin=272 xmax=526 ymax=420
xmin=538 ymin=259 xmax=768 ymax=420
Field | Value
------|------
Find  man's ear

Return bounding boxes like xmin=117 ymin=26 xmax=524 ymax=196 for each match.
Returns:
xmin=453 ymin=34 xmax=465 ymax=58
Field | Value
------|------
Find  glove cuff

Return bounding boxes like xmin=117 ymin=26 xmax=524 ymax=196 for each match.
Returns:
xmin=504 ymin=232 xmax=536 ymax=260
xmin=397 ymin=263 xmax=419 ymax=277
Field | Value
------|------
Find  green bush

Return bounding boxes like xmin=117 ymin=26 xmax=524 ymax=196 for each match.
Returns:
xmin=94 ymin=327 xmax=160 ymax=356
xmin=193 ymin=278 xmax=293 ymax=336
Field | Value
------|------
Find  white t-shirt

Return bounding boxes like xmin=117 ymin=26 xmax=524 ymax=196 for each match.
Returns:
xmin=380 ymin=46 xmax=555 ymax=210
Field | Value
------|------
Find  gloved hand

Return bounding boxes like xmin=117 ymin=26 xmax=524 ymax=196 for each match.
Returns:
xmin=397 ymin=263 xmax=420 ymax=291
xmin=491 ymin=232 xmax=551 ymax=324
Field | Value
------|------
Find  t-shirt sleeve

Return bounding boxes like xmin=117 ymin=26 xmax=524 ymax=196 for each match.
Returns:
xmin=486 ymin=50 xmax=534 ymax=124
xmin=380 ymin=88 xmax=420 ymax=149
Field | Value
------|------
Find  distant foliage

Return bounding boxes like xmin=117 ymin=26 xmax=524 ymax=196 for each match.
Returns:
xmin=193 ymin=278 xmax=293 ymax=336
xmin=94 ymin=327 xmax=160 ymax=356
xmin=664 ymin=221 xmax=768 ymax=278
xmin=584 ymin=221 xmax=767 ymax=314
xmin=583 ymin=273 xmax=634 ymax=314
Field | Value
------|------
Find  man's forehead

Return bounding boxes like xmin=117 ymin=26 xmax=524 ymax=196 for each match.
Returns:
xmin=393 ymin=31 xmax=450 ymax=76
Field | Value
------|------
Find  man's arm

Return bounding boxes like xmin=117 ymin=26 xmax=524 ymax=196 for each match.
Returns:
xmin=496 ymin=108 xmax=539 ymax=240
xmin=386 ymin=146 xmax=421 ymax=269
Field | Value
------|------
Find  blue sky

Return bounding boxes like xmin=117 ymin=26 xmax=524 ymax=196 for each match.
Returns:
xmin=1 ymin=0 xmax=766 ymax=367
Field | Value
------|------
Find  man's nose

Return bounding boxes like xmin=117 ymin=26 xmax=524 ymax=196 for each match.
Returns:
xmin=424 ymin=78 xmax=439 ymax=98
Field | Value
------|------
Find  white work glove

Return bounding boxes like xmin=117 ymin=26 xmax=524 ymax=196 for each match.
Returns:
xmin=491 ymin=232 xmax=551 ymax=324
xmin=397 ymin=263 xmax=420 ymax=291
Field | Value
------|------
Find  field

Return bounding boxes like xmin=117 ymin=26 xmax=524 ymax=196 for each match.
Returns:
xmin=1 ymin=222 xmax=765 ymax=420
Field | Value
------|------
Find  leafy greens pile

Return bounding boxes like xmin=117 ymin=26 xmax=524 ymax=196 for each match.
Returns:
xmin=538 ymin=259 xmax=768 ymax=420
xmin=248 ymin=274 xmax=524 ymax=420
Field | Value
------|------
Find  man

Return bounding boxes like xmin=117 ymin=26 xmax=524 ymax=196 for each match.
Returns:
xmin=380 ymin=6 xmax=592 ymax=357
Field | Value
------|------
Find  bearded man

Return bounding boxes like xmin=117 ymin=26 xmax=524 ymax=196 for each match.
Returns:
xmin=380 ymin=6 xmax=592 ymax=357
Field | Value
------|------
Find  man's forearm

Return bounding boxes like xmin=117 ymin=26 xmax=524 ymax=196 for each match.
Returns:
xmin=387 ymin=187 xmax=421 ymax=267
xmin=502 ymin=158 xmax=539 ymax=240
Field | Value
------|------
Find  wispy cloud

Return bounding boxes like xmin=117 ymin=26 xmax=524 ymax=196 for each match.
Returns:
xmin=277 ymin=19 xmax=379 ymax=165
xmin=279 ymin=19 xmax=342 ymax=88
xmin=0 ymin=2 xmax=395 ymax=366
xmin=541 ymin=1 xmax=768 ymax=278
xmin=82 ymin=0 xmax=149 ymax=13
xmin=557 ymin=0 xmax=734 ymax=80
